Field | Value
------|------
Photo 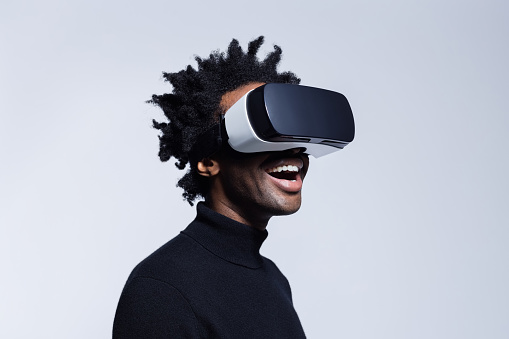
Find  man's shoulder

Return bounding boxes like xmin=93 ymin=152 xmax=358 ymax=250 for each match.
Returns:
xmin=260 ymin=255 xmax=292 ymax=286
xmin=126 ymin=231 xmax=202 ymax=285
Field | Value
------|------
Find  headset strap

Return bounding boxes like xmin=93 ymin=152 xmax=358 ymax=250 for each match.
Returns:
xmin=188 ymin=116 xmax=226 ymax=164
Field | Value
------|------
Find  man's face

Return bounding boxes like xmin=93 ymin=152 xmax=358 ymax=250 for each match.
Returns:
xmin=214 ymin=146 xmax=309 ymax=223
xmin=203 ymin=82 xmax=310 ymax=228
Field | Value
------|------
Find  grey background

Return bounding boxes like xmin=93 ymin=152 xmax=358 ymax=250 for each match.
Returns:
xmin=1 ymin=0 xmax=508 ymax=338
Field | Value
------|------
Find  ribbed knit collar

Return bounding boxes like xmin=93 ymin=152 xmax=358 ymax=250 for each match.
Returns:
xmin=181 ymin=202 xmax=268 ymax=269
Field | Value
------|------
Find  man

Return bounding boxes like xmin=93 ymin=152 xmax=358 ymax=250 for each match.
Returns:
xmin=113 ymin=36 xmax=352 ymax=338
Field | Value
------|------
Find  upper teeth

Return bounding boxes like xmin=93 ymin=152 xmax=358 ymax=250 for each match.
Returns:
xmin=267 ymin=165 xmax=299 ymax=173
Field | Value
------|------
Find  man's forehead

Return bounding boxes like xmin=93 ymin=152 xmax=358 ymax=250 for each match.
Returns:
xmin=219 ymin=82 xmax=265 ymax=115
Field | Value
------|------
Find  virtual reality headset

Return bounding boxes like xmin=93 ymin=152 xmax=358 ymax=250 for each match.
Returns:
xmin=189 ymin=83 xmax=355 ymax=162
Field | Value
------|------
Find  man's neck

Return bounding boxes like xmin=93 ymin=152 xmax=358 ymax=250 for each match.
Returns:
xmin=204 ymin=199 xmax=270 ymax=231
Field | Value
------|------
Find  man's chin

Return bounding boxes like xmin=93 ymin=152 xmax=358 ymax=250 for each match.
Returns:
xmin=268 ymin=196 xmax=302 ymax=216
xmin=275 ymin=207 xmax=301 ymax=216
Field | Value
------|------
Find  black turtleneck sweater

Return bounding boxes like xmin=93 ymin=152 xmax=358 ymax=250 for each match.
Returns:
xmin=113 ymin=203 xmax=306 ymax=338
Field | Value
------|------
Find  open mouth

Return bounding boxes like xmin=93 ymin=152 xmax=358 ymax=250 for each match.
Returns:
xmin=266 ymin=165 xmax=300 ymax=181
xmin=261 ymin=151 xmax=307 ymax=193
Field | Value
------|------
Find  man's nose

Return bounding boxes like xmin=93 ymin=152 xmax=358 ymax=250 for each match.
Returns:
xmin=288 ymin=147 xmax=305 ymax=155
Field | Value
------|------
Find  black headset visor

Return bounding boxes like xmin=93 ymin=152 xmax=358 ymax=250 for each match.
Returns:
xmin=246 ymin=84 xmax=354 ymax=146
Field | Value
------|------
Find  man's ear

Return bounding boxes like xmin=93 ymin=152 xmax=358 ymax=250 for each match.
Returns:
xmin=196 ymin=158 xmax=220 ymax=177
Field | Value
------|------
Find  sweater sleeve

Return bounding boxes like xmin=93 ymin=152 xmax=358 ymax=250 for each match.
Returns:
xmin=113 ymin=277 xmax=200 ymax=339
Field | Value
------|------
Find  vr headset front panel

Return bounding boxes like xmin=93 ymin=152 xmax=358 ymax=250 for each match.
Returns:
xmin=224 ymin=84 xmax=355 ymax=158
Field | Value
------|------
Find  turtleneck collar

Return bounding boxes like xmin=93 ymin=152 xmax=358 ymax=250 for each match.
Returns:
xmin=181 ymin=202 xmax=268 ymax=269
